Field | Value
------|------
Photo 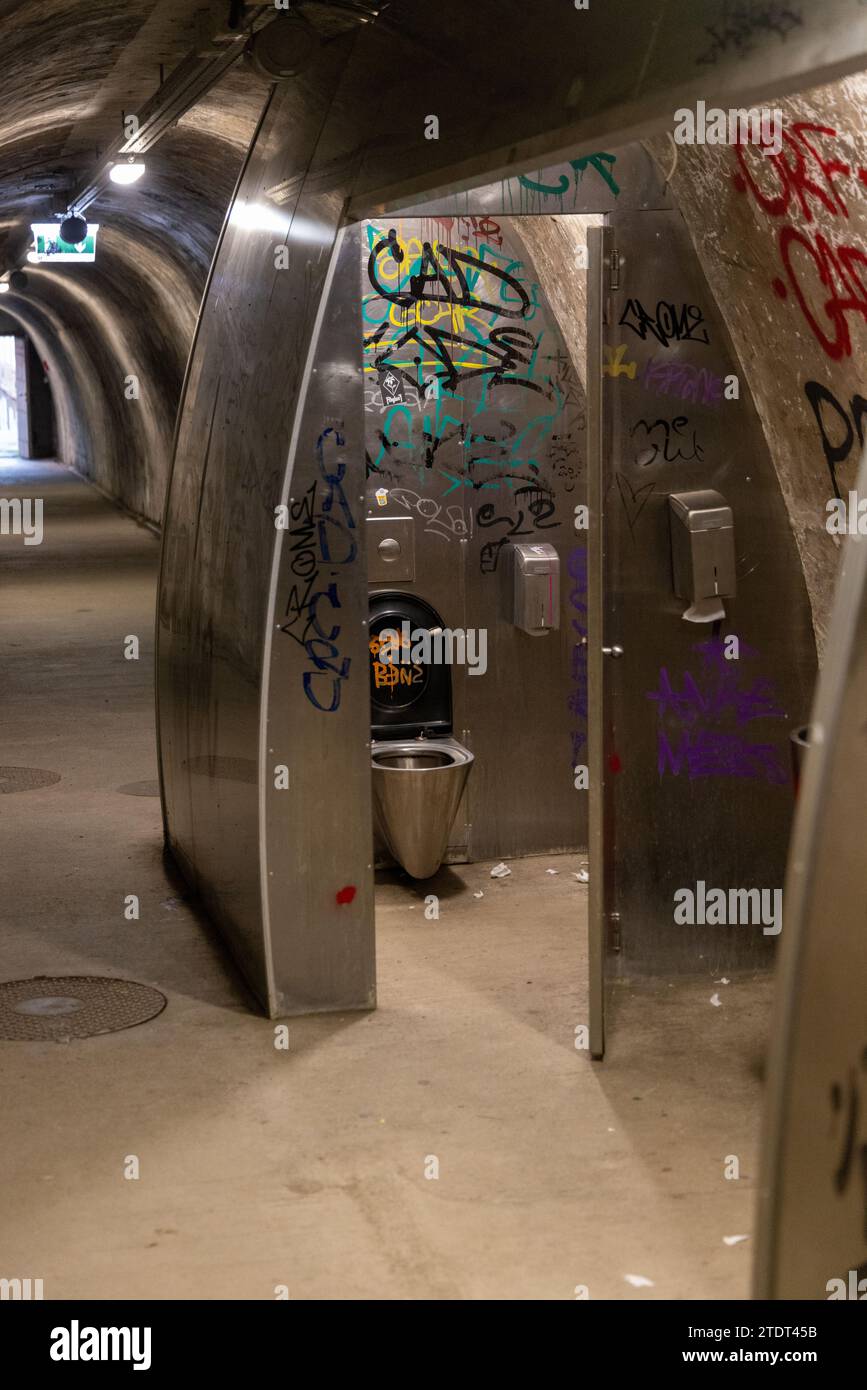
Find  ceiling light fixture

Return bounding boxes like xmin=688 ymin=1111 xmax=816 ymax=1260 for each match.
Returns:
xmin=0 ymin=282 xmax=8 ymax=294
xmin=109 ymin=160 xmax=146 ymax=186
xmin=59 ymin=213 xmax=88 ymax=246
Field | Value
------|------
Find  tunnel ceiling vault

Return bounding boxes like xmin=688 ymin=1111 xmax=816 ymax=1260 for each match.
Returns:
xmin=0 ymin=1 xmax=274 ymax=522
xmin=1 ymin=0 xmax=866 ymax=529
xmin=0 ymin=1 xmax=405 ymax=522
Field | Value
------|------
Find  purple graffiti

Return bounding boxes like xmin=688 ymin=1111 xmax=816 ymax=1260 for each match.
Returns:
xmin=568 ymin=545 xmax=589 ymax=766
xmin=640 ymin=355 xmax=724 ymax=408
xmin=647 ymin=639 xmax=788 ymax=783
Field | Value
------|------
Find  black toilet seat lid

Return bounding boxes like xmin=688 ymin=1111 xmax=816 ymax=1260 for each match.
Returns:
xmin=368 ymin=592 xmax=451 ymax=734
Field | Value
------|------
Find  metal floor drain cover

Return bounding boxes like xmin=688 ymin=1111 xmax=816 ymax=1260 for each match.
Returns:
xmin=0 ymin=977 xmax=166 ymax=1042
xmin=117 ymin=779 xmax=161 ymax=796
xmin=0 ymin=766 xmax=61 ymax=794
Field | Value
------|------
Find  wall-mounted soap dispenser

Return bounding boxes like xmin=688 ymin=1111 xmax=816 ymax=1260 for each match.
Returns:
xmin=503 ymin=542 xmax=560 ymax=635
xmin=668 ymin=490 xmax=736 ymax=623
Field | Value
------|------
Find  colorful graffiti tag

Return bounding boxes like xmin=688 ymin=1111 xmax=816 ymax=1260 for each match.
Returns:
xmin=363 ymin=220 xmax=583 ymax=500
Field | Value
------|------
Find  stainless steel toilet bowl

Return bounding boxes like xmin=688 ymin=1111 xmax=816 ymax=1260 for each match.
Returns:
xmin=371 ymin=738 xmax=473 ymax=879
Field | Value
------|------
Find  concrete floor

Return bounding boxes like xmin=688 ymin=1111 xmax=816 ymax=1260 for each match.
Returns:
xmin=0 ymin=458 xmax=772 ymax=1300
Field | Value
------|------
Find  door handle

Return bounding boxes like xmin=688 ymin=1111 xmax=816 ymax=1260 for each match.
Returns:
xmin=602 ymin=644 xmax=624 ymax=658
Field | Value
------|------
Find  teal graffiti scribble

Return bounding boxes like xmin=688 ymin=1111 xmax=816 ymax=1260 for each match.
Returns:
xmin=519 ymin=152 xmax=619 ymax=200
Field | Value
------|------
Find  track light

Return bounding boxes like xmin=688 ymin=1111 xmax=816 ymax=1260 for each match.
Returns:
xmin=109 ymin=161 xmax=146 ymax=186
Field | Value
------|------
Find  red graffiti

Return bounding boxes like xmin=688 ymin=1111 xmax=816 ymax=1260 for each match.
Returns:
xmin=732 ymin=122 xmax=867 ymax=359
xmin=608 ymin=752 xmax=622 ymax=774
xmin=775 ymin=227 xmax=867 ymax=360
xmin=336 ymin=885 xmax=357 ymax=905
xmin=430 ymin=214 xmax=503 ymax=248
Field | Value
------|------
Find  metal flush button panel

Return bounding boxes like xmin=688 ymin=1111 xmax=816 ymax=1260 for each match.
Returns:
xmin=367 ymin=515 xmax=415 ymax=583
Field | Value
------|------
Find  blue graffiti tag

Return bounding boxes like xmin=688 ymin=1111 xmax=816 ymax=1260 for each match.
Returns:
xmin=282 ymin=426 xmax=357 ymax=714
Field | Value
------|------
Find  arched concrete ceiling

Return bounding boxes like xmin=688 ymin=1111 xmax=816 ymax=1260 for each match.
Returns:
xmin=0 ymin=1 xmax=271 ymax=520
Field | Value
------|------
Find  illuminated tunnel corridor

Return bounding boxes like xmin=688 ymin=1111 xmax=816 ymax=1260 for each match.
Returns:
xmin=1 ymin=0 xmax=866 ymax=1332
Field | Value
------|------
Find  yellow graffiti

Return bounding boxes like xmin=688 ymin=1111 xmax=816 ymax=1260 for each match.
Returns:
xmin=371 ymin=661 xmax=424 ymax=690
xmin=602 ymin=344 xmax=637 ymax=379
xmin=365 ymin=219 xmax=532 ymax=387
xmin=362 ymin=295 xmax=488 ymax=334
xmin=369 ymin=632 xmax=412 ymax=658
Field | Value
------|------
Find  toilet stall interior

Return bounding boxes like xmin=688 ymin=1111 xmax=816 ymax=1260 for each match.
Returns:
xmin=363 ymin=141 xmax=816 ymax=1052
xmin=362 ymin=213 xmax=595 ymax=878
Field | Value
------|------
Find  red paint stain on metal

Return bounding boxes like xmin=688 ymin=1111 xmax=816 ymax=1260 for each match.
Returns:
xmin=608 ymin=752 xmax=622 ymax=774
xmin=336 ymin=885 xmax=357 ymax=905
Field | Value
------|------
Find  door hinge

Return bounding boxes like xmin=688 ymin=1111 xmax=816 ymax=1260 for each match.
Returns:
xmin=607 ymin=911 xmax=621 ymax=954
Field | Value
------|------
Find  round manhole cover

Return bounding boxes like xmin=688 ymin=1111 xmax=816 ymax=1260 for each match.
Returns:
xmin=0 ymin=977 xmax=167 ymax=1042
xmin=117 ymin=780 xmax=161 ymax=797
xmin=0 ymin=766 xmax=61 ymax=794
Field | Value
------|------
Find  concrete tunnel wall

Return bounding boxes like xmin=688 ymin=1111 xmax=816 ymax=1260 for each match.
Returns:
xmin=0 ymin=63 xmax=268 ymax=525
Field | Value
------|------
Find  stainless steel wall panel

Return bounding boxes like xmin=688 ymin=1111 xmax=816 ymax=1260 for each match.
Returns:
xmin=397 ymin=144 xmax=673 ymax=220
xmin=157 ymin=39 xmax=374 ymax=1014
xmin=263 ymin=225 xmax=375 ymax=1015
xmin=602 ymin=210 xmax=816 ymax=975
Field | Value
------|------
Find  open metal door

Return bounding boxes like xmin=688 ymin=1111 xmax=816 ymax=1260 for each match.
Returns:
xmin=585 ymin=201 xmax=814 ymax=1059
xmin=586 ymin=223 xmax=615 ymax=1060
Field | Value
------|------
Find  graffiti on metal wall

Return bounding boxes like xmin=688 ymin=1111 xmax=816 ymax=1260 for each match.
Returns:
xmin=386 ymin=485 xmax=473 ymax=543
xmin=363 ymin=220 xmax=583 ymax=511
xmin=630 ymin=416 xmax=705 ymax=468
xmin=280 ymin=426 xmax=357 ymax=714
xmin=517 ymin=152 xmax=620 ymax=203
xmin=619 ymin=299 xmax=710 ymax=347
xmin=363 ymin=217 xmax=586 ymax=777
xmin=647 ymin=639 xmax=789 ymax=783
xmin=639 ymin=355 xmax=725 ymax=407
xmin=602 ymin=344 xmax=637 ymax=379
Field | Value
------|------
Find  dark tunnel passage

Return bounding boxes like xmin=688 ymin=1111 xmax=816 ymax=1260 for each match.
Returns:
xmin=0 ymin=324 xmax=56 ymax=458
xmin=0 ymin=0 xmax=866 ymax=1318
